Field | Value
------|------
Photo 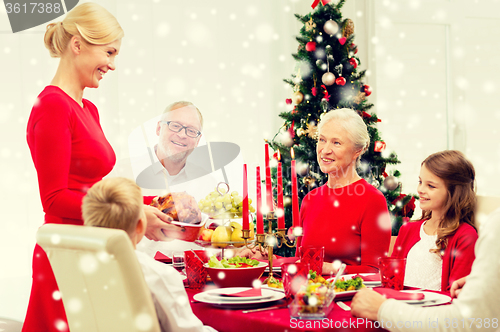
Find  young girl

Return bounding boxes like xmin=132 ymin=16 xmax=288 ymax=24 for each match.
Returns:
xmin=391 ymin=150 xmax=478 ymax=292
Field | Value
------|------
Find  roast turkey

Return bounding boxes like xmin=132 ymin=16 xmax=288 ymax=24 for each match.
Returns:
xmin=150 ymin=192 xmax=202 ymax=225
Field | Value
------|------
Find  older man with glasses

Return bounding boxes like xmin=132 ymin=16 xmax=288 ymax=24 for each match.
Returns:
xmin=136 ymin=101 xmax=212 ymax=190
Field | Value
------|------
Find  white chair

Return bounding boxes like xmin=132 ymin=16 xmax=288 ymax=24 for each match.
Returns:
xmin=37 ymin=224 xmax=161 ymax=332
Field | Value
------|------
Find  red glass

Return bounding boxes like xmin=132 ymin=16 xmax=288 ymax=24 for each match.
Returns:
xmin=379 ymin=257 xmax=406 ymax=290
xmin=282 ymin=262 xmax=310 ymax=303
xmin=298 ymin=246 xmax=324 ymax=276
xmin=184 ymin=250 xmax=209 ymax=290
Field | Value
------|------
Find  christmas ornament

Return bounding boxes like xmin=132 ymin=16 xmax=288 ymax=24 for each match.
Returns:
xmin=343 ymin=19 xmax=355 ymax=38
xmin=334 ymin=64 xmax=343 ymax=76
xmin=297 ymin=161 xmax=310 ymax=176
xmin=297 ymin=128 xmax=305 ymax=137
xmin=349 ymin=58 xmax=358 ymax=69
xmin=316 ymin=59 xmax=324 ymax=68
xmin=286 ymin=98 xmax=292 ymax=105
xmin=305 ymin=18 xmax=317 ymax=31
xmin=338 ymin=37 xmax=346 ymax=45
xmin=351 ymin=43 xmax=358 ymax=54
xmin=371 ymin=179 xmax=380 ymax=188
xmin=353 ymin=92 xmax=366 ymax=104
xmin=335 ymin=76 xmax=346 ymax=86
xmin=323 ymin=20 xmax=339 ymax=35
xmin=311 ymin=87 xmax=318 ymax=96
xmin=322 ymin=72 xmax=335 ymax=86
xmin=363 ymin=84 xmax=372 ymax=96
xmin=383 ymin=176 xmax=399 ymax=191
xmin=292 ymin=91 xmax=304 ymax=104
xmin=305 ymin=122 xmax=319 ymax=139
xmin=325 ymin=45 xmax=332 ymax=53
xmin=306 ymin=41 xmax=316 ymax=52
xmin=374 ymin=141 xmax=386 ymax=152
xmin=303 ymin=176 xmax=316 ymax=187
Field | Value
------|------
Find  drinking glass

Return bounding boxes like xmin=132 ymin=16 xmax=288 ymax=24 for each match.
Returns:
xmin=184 ymin=250 xmax=208 ymax=290
xmin=379 ymin=257 xmax=406 ymax=290
xmin=282 ymin=262 xmax=310 ymax=303
xmin=172 ymin=251 xmax=185 ymax=274
xmin=298 ymin=246 xmax=325 ymax=276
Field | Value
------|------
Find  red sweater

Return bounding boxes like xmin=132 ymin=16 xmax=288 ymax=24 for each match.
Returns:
xmin=392 ymin=220 xmax=478 ymax=292
xmin=297 ymin=179 xmax=391 ymax=274
xmin=27 ymin=86 xmax=116 ymax=225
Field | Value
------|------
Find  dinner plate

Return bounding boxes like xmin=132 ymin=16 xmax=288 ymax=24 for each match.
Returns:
xmin=193 ymin=287 xmax=285 ymax=309
xmin=261 ymin=284 xmax=285 ymax=293
xmin=202 ymin=287 xmax=275 ymax=301
xmin=399 ymin=291 xmax=452 ymax=306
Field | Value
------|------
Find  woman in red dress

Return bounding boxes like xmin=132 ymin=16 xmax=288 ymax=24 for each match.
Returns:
xmin=24 ymin=3 xmax=169 ymax=331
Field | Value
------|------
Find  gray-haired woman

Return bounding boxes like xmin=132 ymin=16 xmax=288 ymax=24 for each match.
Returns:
xmin=296 ymin=108 xmax=391 ymax=275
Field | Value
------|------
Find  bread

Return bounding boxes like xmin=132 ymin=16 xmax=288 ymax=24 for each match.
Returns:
xmin=150 ymin=192 xmax=202 ymax=224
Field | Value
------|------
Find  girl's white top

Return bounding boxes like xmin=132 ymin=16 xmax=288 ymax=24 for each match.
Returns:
xmin=404 ymin=221 xmax=443 ymax=291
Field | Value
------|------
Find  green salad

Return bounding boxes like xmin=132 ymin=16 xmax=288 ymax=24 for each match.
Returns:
xmin=208 ymin=255 xmax=260 ymax=268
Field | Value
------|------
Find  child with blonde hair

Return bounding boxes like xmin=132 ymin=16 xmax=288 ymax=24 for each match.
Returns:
xmin=83 ymin=177 xmax=216 ymax=332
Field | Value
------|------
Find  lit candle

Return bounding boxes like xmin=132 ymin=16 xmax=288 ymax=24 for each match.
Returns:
xmin=243 ymin=164 xmax=249 ymax=231
xmin=265 ymin=143 xmax=273 ymax=212
xmin=277 ymin=151 xmax=285 ymax=229
xmin=256 ymin=166 xmax=264 ymax=234
xmin=291 ymin=148 xmax=299 ymax=228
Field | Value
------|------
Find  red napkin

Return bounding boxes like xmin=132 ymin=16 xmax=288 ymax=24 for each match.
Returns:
xmin=374 ymin=288 xmax=424 ymax=300
xmin=353 ymin=274 xmax=381 ymax=282
xmin=220 ymin=288 xmax=262 ymax=297
xmin=154 ymin=251 xmax=172 ymax=263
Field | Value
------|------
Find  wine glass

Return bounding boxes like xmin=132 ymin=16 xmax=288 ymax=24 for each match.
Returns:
xmin=172 ymin=251 xmax=185 ymax=275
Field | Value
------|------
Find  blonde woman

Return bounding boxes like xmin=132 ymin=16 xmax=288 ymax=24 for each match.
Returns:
xmin=24 ymin=3 xmax=168 ymax=331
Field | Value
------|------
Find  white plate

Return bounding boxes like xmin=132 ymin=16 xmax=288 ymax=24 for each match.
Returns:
xmin=265 ymin=266 xmax=281 ymax=273
xmin=193 ymin=287 xmax=285 ymax=309
xmin=203 ymin=287 xmax=274 ymax=302
xmin=341 ymin=273 xmax=381 ymax=286
xmin=261 ymin=284 xmax=285 ymax=293
xmin=400 ymin=290 xmax=451 ymax=306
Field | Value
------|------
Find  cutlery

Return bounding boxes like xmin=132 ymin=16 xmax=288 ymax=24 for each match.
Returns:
xmin=329 ymin=263 xmax=347 ymax=289
xmin=242 ymin=305 xmax=287 ymax=313
xmin=336 ymin=301 xmax=351 ymax=311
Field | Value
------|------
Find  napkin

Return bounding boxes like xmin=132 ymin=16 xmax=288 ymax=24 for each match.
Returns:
xmin=220 ymin=288 xmax=262 ymax=297
xmin=374 ymin=288 xmax=424 ymax=300
xmin=154 ymin=251 xmax=172 ymax=263
xmin=353 ymin=274 xmax=381 ymax=282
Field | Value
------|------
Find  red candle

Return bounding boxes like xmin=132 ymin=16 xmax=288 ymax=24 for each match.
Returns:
xmin=277 ymin=152 xmax=285 ymax=229
xmin=291 ymin=148 xmax=299 ymax=228
xmin=242 ymin=164 xmax=249 ymax=231
xmin=256 ymin=166 xmax=264 ymax=234
xmin=265 ymin=143 xmax=273 ymax=212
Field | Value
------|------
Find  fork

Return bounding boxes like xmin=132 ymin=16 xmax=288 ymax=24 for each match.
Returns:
xmin=336 ymin=301 xmax=351 ymax=311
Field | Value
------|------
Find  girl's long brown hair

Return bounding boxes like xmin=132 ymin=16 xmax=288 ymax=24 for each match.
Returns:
xmin=419 ymin=150 xmax=477 ymax=256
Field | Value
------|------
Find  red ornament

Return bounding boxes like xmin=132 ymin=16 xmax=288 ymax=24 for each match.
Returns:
xmin=351 ymin=43 xmax=358 ymax=54
xmin=286 ymin=98 xmax=292 ymax=105
xmin=339 ymin=37 xmax=346 ymax=45
xmin=311 ymin=87 xmax=318 ymax=96
xmin=374 ymin=141 xmax=386 ymax=152
xmin=349 ymin=58 xmax=358 ymax=69
xmin=363 ymin=84 xmax=372 ymax=96
xmin=335 ymin=77 xmax=346 ymax=86
xmin=305 ymin=41 xmax=316 ymax=52
xmin=361 ymin=111 xmax=371 ymax=118
xmin=289 ymin=120 xmax=295 ymax=138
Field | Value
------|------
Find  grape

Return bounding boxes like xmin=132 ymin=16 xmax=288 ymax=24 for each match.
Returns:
xmin=198 ymin=188 xmax=255 ymax=218
xmin=215 ymin=202 xmax=223 ymax=210
xmin=231 ymin=191 xmax=238 ymax=197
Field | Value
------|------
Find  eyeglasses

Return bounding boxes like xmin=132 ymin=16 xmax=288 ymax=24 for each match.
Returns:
xmin=160 ymin=121 xmax=201 ymax=138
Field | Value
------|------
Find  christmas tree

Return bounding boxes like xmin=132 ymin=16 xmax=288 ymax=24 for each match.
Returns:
xmin=269 ymin=0 xmax=417 ymax=257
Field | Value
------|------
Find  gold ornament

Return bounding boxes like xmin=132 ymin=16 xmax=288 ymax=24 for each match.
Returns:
xmin=305 ymin=18 xmax=317 ymax=32
xmin=305 ymin=122 xmax=318 ymax=139
xmin=353 ymin=92 xmax=366 ymax=104
xmin=343 ymin=19 xmax=355 ymax=38
xmin=297 ymin=128 xmax=305 ymax=137
xmin=292 ymin=91 xmax=304 ymax=104
xmin=303 ymin=176 xmax=316 ymax=187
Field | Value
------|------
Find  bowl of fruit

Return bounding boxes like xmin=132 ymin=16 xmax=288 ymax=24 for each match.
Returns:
xmin=288 ymin=271 xmax=336 ymax=319
xmin=205 ymin=256 xmax=268 ymax=288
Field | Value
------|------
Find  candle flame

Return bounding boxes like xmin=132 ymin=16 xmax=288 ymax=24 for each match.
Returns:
xmin=277 ymin=150 xmax=281 ymax=161
xmin=291 ymin=147 xmax=295 ymax=159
